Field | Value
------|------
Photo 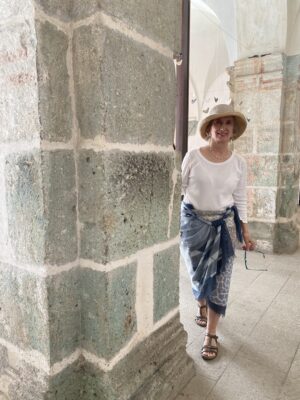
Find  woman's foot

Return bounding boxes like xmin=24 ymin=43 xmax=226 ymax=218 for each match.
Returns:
xmin=201 ymin=333 xmax=218 ymax=361
xmin=195 ymin=303 xmax=207 ymax=327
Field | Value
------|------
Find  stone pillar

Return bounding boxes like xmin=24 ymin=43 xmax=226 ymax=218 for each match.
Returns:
xmin=0 ymin=1 xmax=193 ymax=399
xmin=229 ymin=53 xmax=300 ymax=253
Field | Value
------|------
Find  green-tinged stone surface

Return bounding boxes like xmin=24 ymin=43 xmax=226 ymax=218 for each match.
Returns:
xmin=5 ymin=151 xmax=45 ymax=264
xmin=82 ymin=314 xmax=194 ymax=400
xmin=41 ymin=151 xmax=77 ymax=265
xmin=0 ymin=263 xmax=49 ymax=357
xmin=81 ymin=263 xmax=137 ymax=359
xmin=277 ymin=188 xmax=299 ymax=219
xmin=47 ymin=268 xmax=81 ymax=364
xmin=256 ymin=125 xmax=281 ymax=153
xmin=73 ymin=25 xmax=176 ymax=145
xmin=248 ymin=221 xmax=275 ymax=243
xmin=79 ymin=150 xmax=172 ymax=263
xmin=281 ymin=122 xmax=299 ymax=153
xmin=36 ymin=20 xmax=72 ymax=142
xmin=35 ymin=0 xmax=181 ymax=50
xmin=246 ymin=155 xmax=279 ymax=187
xmin=153 ymin=245 xmax=180 ymax=322
xmin=274 ymin=222 xmax=299 ymax=254
xmin=5 ymin=151 xmax=77 ymax=265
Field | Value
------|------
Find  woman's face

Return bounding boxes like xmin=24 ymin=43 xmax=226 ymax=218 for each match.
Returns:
xmin=210 ymin=116 xmax=234 ymax=143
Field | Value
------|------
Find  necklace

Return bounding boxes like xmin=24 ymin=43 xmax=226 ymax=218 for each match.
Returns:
xmin=208 ymin=146 xmax=231 ymax=162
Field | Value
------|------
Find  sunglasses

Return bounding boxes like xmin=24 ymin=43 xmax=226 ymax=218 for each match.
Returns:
xmin=244 ymin=249 xmax=268 ymax=271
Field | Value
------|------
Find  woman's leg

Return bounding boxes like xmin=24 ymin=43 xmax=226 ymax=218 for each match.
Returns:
xmin=202 ymin=307 xmax=220 ymax=358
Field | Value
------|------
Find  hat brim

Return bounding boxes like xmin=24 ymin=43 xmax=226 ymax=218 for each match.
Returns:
xmin=200 ymin=111 xmax=247 ymax=140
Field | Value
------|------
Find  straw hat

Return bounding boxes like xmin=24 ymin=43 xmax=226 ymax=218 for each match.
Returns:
xmin=200 ymin=104 xmax=247 ymax=140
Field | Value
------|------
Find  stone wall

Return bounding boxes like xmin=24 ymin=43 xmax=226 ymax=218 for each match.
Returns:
xmin=0 ymin=1 xmax=193 ymax=398
xmin=229 ymin=53 xmax=300 ymax=253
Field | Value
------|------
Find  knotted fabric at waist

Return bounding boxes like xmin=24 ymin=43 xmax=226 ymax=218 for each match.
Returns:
xmin=180 ymin=202 xmax=243 ymax=298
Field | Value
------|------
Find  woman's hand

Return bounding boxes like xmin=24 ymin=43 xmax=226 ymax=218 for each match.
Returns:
xmin=241 ymin=222 xmax=255 ymax=251
xmin=242 ymin=232 xmax=255 ymax=251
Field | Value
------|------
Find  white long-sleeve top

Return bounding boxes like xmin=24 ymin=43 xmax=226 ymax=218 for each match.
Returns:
xmin=182 ymin=148 xmax=248 ymax=223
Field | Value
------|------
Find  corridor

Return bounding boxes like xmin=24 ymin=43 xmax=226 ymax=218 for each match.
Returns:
xmin=176 ymin=249 xmax=300 ymax=400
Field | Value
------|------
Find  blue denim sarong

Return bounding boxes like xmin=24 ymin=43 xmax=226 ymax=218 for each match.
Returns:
xmin=180 ymin=202 xmax=243 ymax=315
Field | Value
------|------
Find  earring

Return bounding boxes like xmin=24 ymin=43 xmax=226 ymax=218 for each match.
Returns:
xmin=230 ymin=138 xmax=234 ymax=151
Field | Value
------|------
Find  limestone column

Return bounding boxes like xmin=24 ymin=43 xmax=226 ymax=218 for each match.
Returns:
xmin=0 ymin=0 xmax=194 ymax=398
xmin=228 ymin=0 xmax=299 ymax=253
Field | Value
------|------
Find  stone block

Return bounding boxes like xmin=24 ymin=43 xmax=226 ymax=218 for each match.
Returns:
xmin=248 ymin=221 xmax=275 ymax=243
xmin=274 ymin=222 xmax=299 ymax=254
xmin=0 ymin=21 xmax=39 ymax=143
xmin=5 ymin=151 xmax=45 ymax=264
xmin=36 ymin=0 xmax=181 ymax=50
xmin=81 ymin=263 xmax=137 ymax=359
xmin=47 ymin=268 xmax=81 ymax=364
xmin=36 ymin=20 xmax=72 ymax=142
xmin=247 ymin=188 xmax=277 ymax=219
xmin=34 ymin=0 xmax=73 ymax=22
xmin=41 ymin=151 xmax=77 ymax=265
xmin=246 ymin=155 xmax=278 ymax=187
xmin=233 ymin=127 xmax=254 ymax=154
xmin=256 ymin=125 xmax=280 ymax=153
xmin=5 ymin=150 xmax=77 ymax=265
xmin=236 ymin=90 xmax=282 ymax=127
xmin=95 ymin=0 xmax=181 ymax=51
xmin=79 ymin=150 xmax=172 ymax=263
xmin=283 ymin=87 xmax=298 ymax=122
xmin=153 ymin=245 xmax=180 ymax=322
xmin=0 ymin=263 xmax=49 ymax=357
xmin=0 ymin=0 xmax=33 ymax=19
xmin=0 ymin=346 xmax=84 ymax=400
xmin=279 ymin=154 xmax=300 ymax=187
xmin=82 ymin=314 xmax=193 ymax=400
xmin=277 ymin=188 xmax=299 ymax=219
xmin=73 ymin=25 xmax=176 ymax=145
xmin=281 ymin=122 xmax=298 ymax=153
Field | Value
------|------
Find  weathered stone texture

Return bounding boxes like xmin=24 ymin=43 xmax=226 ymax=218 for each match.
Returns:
xmin=35 ymin=0 xmax=181 ymax=51
xmin=73 ymin=25 xmax=176 ymax=145
xmin=281 ymin=122 xmax=299 ymax=153
xmin=0 ymin=0 xmax=33 ymax=19
xmin=79 ymin=150 xmax=172 ymax=263
xmin=274 ymin=222 xmax=299 ymax=254
xmin=247 ymin=188 xmax=277 ymax=219
xmin=256 ymin=125 xmax=281 ymax=153
xmin=246 ymin=155 xmax=279 ymax=187
xmin=277 ymin=188 xmax=299 ymax=219
xmin=153 ymin=245 xmax=180 ymax=322
xmin=81 ymin=263 xmax=137 ymax=359
xmin=248 ymin=221 xmax=275 ymax=244
xmin=169 ymin=169 xmax=182 ymax=239
xmin=5 ymin=151 xmax=45 ymax=264
xmin=36 ymin=21 xmax=72 ymax=142
xmin=82 ymin=314 xmax=194 ymax=400
xmin=0 ymin=263 xmax=49 ymax=357
xmin=0 ymin=353 xmax=84 ymax=400
xmin=47 ymin=268 xmax=81 ymax=364
xmin=41 ymin=151 xmax=77 ymax=265
xmin=5 ymin=151 xmax=77 ymax=265
xmin=0 ymin=21 xmax=39 ymax=143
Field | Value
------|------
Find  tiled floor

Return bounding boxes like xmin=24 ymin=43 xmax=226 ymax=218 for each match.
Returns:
xmin=175 ymin=249 xmax=300 ymax=400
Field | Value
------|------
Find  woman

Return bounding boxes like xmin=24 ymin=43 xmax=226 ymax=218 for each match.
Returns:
xmin=180 ymin=103 xmax=254 ymax=361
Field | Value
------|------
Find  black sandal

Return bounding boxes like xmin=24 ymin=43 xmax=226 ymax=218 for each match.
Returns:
xmin=201 ymin=333 xmax=218 ymax=361
xmin=195 ymin=304 xmax=207 ymax=328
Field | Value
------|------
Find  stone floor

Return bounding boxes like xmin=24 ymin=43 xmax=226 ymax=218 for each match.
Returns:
xmin=175 ymin=249 xmax=300 ymax=400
